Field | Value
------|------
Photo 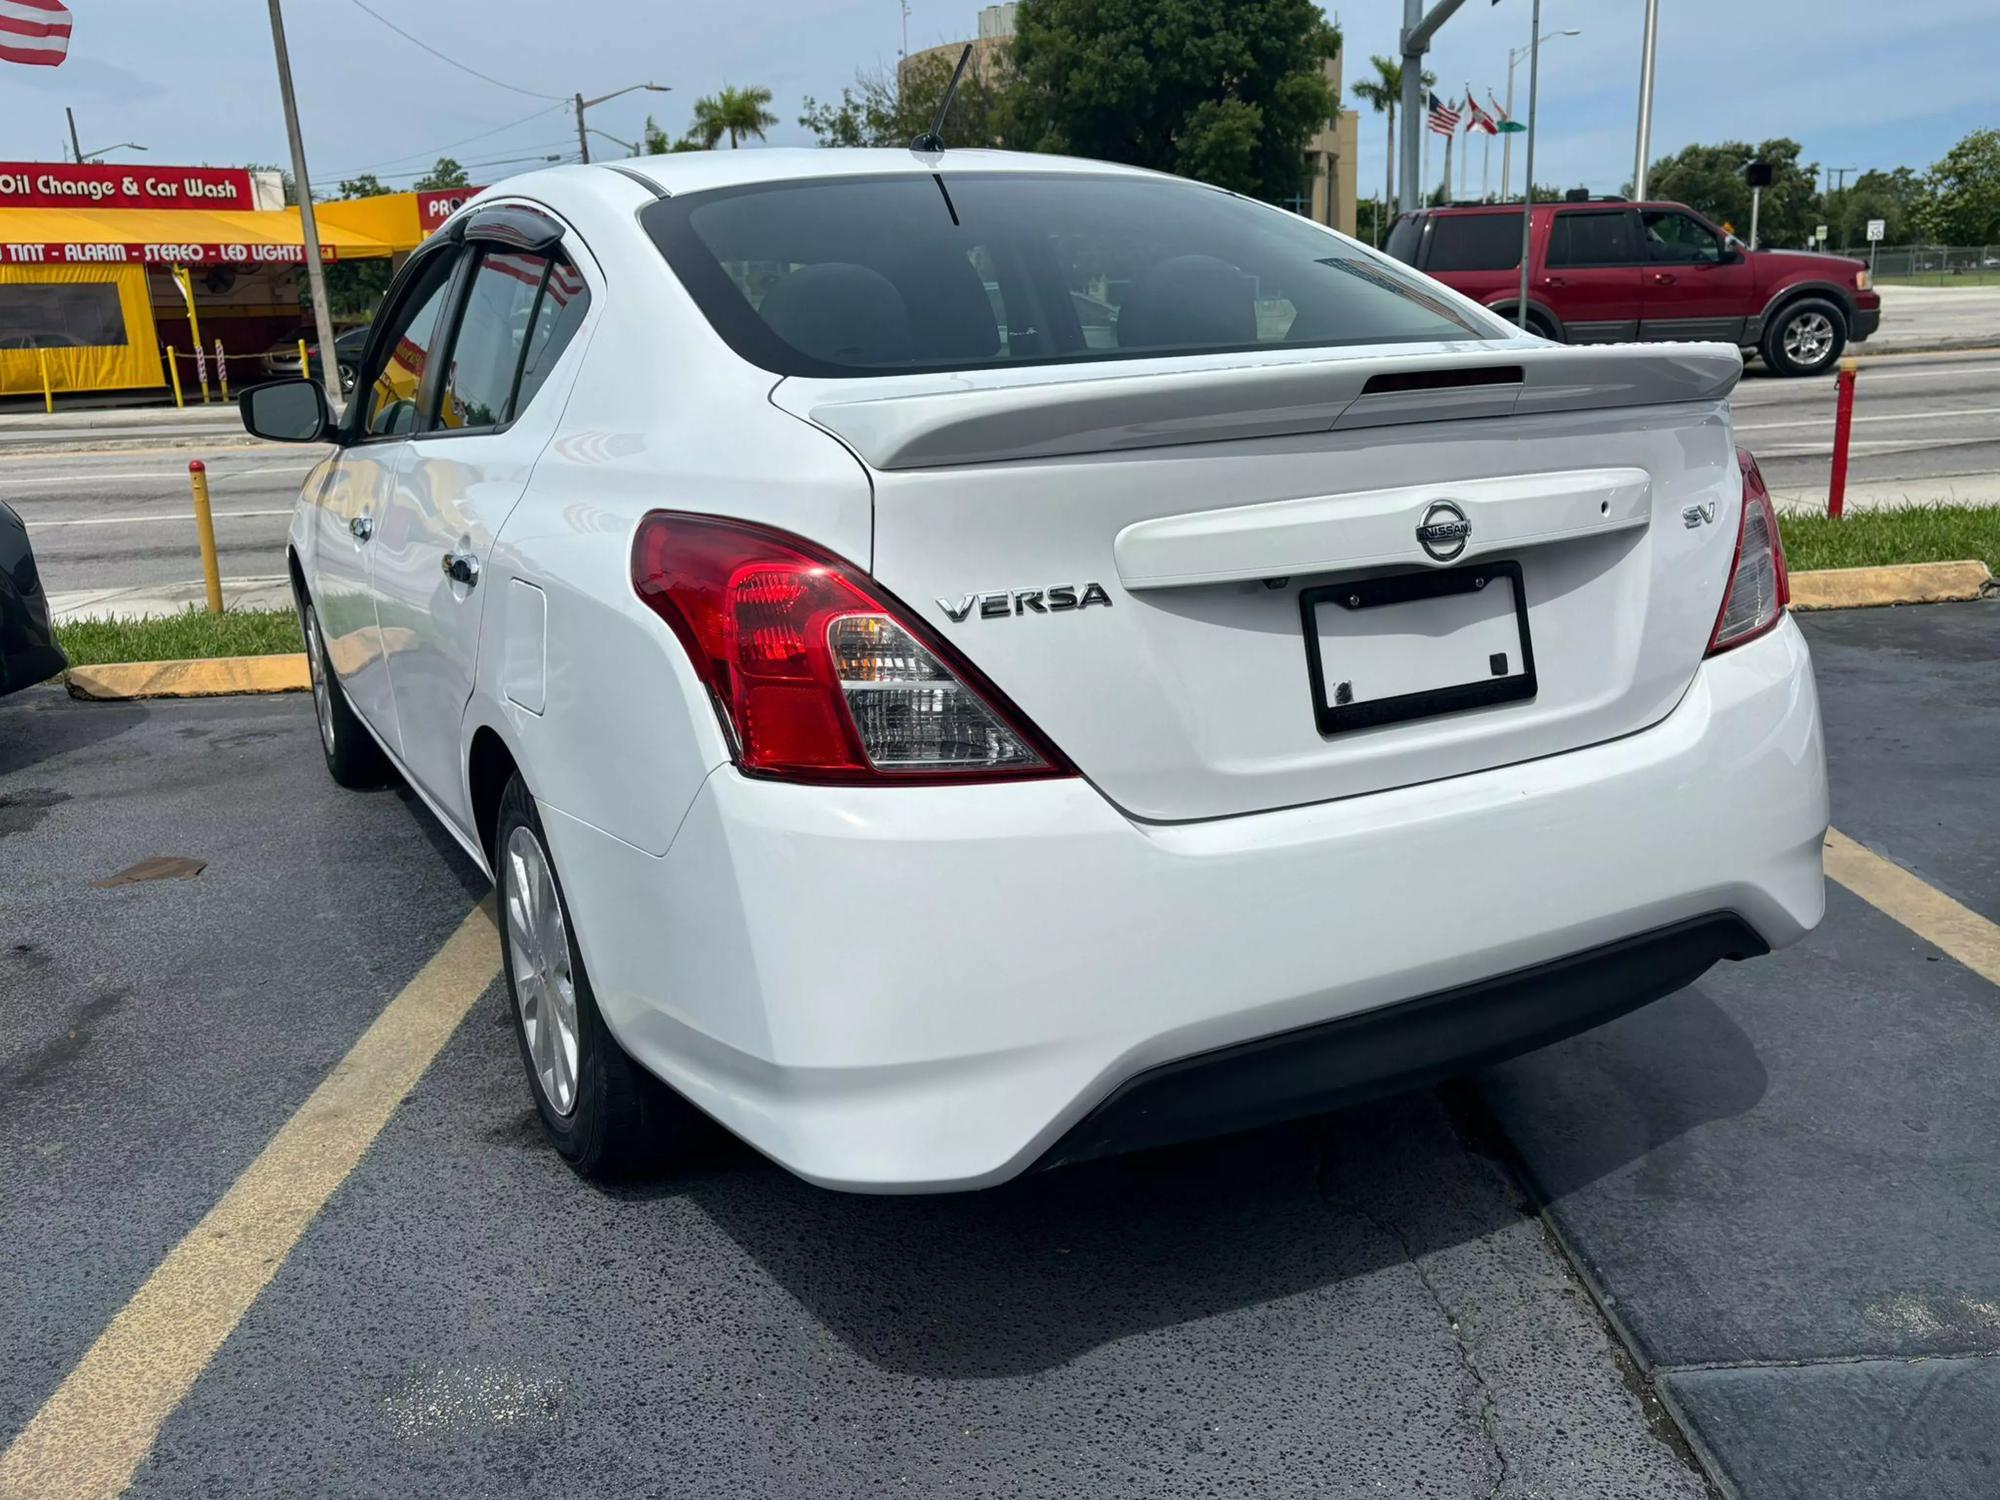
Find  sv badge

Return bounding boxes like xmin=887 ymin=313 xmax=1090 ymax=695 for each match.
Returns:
xmin=939 ymin=583 xmax=1113 ymax=621
xmin=1682 ymin=502 xmax=1717 ymax=528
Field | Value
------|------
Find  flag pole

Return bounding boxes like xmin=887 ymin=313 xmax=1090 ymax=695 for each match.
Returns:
xmin=265 ymin=0 xmax=341 ymax=407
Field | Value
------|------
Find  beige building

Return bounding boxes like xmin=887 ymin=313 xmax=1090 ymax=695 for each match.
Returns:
xmin=1302 ymin=50 xmax=1360 ymax=237
xmin=904 ymin=5 xmax=1357 ymax=237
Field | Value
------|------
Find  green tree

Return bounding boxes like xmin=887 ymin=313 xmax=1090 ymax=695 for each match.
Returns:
xmin=413 ymin=157 xmax=470 ymax=191
xmin=801 ymin=51 xmax=1008 ymax=149
xmin=690 ymin=85 xmax=779 ymax=149
xmin=1826 ymin=166 xmax=1924 ymax=248
xmin=1645 ymin=138 xmax=1820 ymax=247
xmin=323 ymin=173 xmax=395 ymax=320
xmin=1918 ymin=129 xmax=2000 ymax=245
xmin=1001 ymin=0 xmax=1341 ymax=204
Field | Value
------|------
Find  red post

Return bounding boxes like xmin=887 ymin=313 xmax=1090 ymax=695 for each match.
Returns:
xmin=1827 ymin=358 xmax=1858 ymax=519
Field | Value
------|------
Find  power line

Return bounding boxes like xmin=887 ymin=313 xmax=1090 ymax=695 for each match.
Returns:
xmin=330 ymin=100 xmax=569 ymax=179
xmin=343 ymin=0 xmax=563 ymax=101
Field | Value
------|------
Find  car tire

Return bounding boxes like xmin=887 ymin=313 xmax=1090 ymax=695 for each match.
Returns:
xmin=1761 ymin=297 xmax=1846 ymax=377
xmin=494 ymin=772 xmax=700 ymax=1180
xmin=299 ymin=592 xmax=393 ymax=789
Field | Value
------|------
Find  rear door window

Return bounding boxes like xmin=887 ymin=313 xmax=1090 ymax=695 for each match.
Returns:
xmin=645 ymin=173 xmax=1502 ymax=377
xmin=1424 ymin=213 xmax=1524 ymax=271
xmin=1547 ymin=210 xmax=1643 ymax=268
xmin=432 ymin=250 xmax=591 ymax=433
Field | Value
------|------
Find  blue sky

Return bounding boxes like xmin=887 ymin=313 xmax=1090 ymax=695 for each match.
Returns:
xmin=1 ymin=1 xmax=1990 ymax=201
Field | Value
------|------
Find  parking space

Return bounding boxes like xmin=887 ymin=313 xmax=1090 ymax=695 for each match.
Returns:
xmin=2 ymin=601 xmax=1994 ymax=1498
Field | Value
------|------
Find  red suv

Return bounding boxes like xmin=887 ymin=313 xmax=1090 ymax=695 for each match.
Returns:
xmin=1385 ymin=199 xmax=1881 ymax=377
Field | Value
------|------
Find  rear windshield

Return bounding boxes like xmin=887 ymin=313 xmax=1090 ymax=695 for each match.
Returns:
xmin=1425 ymin=212 xmax=1524 ymax=272
xmin=643 ymin=172 xmax=1499 ymax=378
xmin=1383 ymin=213 xmax=1424 ymax=266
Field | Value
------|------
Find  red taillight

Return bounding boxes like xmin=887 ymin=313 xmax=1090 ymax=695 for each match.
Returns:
xmin=631 ymin=512 xmax=1073 ymax=784
xmin=1706 ymin=449 xmax=1791 ymax=656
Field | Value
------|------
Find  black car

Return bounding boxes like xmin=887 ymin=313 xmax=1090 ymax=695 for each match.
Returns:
xmin=1 ymin=501 xmax=66 ymax=696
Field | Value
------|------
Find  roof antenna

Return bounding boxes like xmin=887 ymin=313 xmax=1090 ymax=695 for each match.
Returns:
xmin=910 ymin=43 xmax=973 ymax=154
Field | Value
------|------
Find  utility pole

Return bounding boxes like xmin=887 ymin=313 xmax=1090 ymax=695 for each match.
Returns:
xmin=1632 ymin=0 xmax=1659 ymax=199
xmin=64 ymin=106 xmax=81 ymax=164
xmin=575 ymin=93 xmax=591 ymax=164
xmin=1399 ymin=0 xmax=1469 ymax=213
xmin=264 ymin=0 xmax=341 ymax=407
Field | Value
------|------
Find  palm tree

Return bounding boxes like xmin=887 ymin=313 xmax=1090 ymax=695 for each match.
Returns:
xmin=1351 ymin=57 xmax=1433 ymax=242
xmin=690 ymin=85 xmax=779 ymax=149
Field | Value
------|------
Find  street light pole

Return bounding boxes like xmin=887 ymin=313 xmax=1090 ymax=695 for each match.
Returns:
xmin=65 ymin=106 xmax=81 ymax=164
xmin=573 ymin=82 xmax=672 ymax=165
xmin=1515 ymin=0 xmax=1542 ymax=330
xmin=265 ymin=0 xmax=341 ymax=407
xmin=1501 ymin=29 xmax=1577 ymax=201
xmin=1632 ymin=0 xmax=1659 ymax=199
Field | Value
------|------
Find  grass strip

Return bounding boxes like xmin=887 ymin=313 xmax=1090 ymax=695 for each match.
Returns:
xmin=57 ymin=607 xmax=301 ymax=667
xmin=1780 ymin=503 xmax=2000 ymax=573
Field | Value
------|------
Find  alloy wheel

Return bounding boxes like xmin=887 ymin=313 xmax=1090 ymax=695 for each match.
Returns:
xmin=1783 ymin=311 xmax=1834 ymax=367
xmin=302 ymin=604 xmax=335 ymax=756
xmin=505 ymin=824 xmax=581 ymax=1118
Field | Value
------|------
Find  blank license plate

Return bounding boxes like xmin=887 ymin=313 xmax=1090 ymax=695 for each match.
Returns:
xmin=1300 ymin=561 xmax=1537 ymax=735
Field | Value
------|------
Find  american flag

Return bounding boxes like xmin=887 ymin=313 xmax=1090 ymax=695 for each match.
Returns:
xmin=1426 ymin=91 xmax=1461 ymax=137
xmin=0 ymin=0 xmax=71 ymax=67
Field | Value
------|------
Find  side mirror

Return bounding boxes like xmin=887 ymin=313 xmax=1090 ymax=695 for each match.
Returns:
xmin=239 ymin=378 xmax=333 ymax=444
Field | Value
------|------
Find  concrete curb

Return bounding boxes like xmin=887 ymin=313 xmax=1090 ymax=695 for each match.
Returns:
xmin=1789 ymin=560 xmax=1995 ymax=611
xmin=66 ymin=653 xmax=310 ymax=701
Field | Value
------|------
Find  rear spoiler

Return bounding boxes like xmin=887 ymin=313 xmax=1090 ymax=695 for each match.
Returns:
xmin=773 ymin=341 xmax=1742 ymax=471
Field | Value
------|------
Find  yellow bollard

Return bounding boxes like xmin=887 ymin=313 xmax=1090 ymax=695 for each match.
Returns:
xmin=167 ymin=345 xmax=185 ymax=408
xmin=297 ymin=338 xmax=310 ymax=381
xmin=36 ymin=347 xmax=52 ymax=414
xmin=187 ymin=460 xmax=223 ymax=615
xmin=215 ymin=338 xmax=229 ymax=402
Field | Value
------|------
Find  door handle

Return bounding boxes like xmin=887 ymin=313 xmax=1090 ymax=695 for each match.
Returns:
xmin=1543 ymin=275 xmax=1566 ymax=288
xmin=441 ymin=547 xmax=480 ymax=588
xmin=349 ymin=513 xmax=374 ymax=542
xmin=1651 ymin=271 xmax=1677 ymax=285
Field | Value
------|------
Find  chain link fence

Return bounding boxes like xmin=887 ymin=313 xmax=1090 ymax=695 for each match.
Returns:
xmin=1859 ymin=245 xmax=2000 ymax=284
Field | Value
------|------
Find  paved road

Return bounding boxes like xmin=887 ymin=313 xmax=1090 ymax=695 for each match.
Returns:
xmin=5 ymin=343 xmax=1996 ymax=610
xmin=0 ymin=444 xmax=321 ymax=602
xmin=2 ymin=602 xmax=1994 ymax=1497
xmin=1871 ymin=282 xmax=2000 ymax=354
xmin=1735 ymin=348 xmax=2000 ymax=510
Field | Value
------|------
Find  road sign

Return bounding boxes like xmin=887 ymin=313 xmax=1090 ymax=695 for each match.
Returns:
xmin=1815 ymin=225 xmax=1828 ymax=244
xmin=1866 ymin=219 xmax=1886 ymax=242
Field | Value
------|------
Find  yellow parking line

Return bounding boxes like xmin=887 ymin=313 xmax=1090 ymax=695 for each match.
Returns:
xmin=0 ymin=904 xmax=500 ymax=1500
xmin=1826 ymin=828 xmax=2000 ymax=986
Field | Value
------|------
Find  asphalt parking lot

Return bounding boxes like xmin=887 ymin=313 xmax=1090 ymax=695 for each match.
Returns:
xmin=2 ymin=602 xmax=1994 ymax=1499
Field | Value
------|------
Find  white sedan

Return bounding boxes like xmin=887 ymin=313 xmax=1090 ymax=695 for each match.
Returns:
xmin=241 ymin=149 xmax=1827 ymax=1193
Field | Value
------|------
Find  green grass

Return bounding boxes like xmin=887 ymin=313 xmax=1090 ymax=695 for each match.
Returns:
xmin=1873 ymin=271 xmax=2000 ymax=287
xmin=57 ymin=607 xmax=301 ymax=667
xmin=1780 ymin=503 xmax=2000 ymax=574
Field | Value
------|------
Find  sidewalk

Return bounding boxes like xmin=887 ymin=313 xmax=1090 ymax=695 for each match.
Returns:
xmin=47 ymin=575 xmax=292 ymax=624
xmin=0 ymin=400 xmax=267 ymax=455
xmin=1768 ymin=474 xmax=2000 ymax=514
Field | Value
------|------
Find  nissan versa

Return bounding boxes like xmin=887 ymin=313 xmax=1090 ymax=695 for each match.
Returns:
xmin=239 ymin=149 xmax=1829 ymax=1192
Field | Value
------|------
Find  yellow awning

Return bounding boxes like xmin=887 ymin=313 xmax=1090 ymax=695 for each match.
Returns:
xmin=0 ymin=204 xmax=402 ymax=266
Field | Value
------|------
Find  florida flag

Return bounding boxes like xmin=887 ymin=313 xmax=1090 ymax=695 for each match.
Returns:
xmin=0 ymin=0 xmax=71 ymax=67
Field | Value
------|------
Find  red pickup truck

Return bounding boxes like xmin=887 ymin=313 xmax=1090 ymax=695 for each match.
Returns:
xmin=1385 ymin=199 xmax=1881 ymax=377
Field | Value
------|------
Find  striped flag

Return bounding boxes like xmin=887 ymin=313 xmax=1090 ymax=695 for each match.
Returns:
xmin=1426 ymin=91 xmax=1461 ymax=137
xmin=0 ymin=0 xmax=72 ymax=67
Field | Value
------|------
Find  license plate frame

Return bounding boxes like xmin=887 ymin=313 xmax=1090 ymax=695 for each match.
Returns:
xmin=1299 ymin=560 xmax=1537 ymax=736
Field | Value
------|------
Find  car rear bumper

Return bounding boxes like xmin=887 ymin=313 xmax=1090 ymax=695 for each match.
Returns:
xmin=544 ymin=616 xmax=1828 ymax=1193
